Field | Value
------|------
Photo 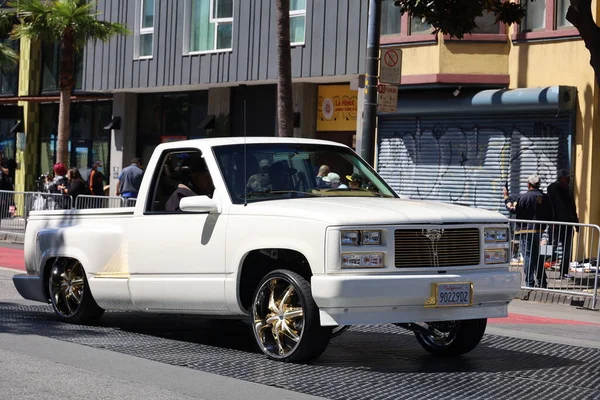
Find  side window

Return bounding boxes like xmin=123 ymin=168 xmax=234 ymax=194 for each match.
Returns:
xmin=147 ymin=149 xmax=215 ymax=213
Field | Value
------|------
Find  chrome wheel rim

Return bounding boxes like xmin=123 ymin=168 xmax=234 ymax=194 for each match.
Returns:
xmin=49 ymin=260 xmax=85 ymax=318
xmin=253 ymin=277 xmax=304 ymax=358
xmin=419 ymin=321 xmax=459 ymax=348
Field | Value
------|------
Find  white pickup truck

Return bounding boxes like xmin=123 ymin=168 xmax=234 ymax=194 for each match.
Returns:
xmin=13 ymin=137 xmax=520 ymax=362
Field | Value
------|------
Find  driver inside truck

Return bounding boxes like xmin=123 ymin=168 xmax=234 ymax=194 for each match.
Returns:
xmin=165 ymin=156 xmax=214 ymax=212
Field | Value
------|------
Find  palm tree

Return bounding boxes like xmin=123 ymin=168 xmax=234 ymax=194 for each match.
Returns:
xmin=275 ymin=0 xmax=293 ymax=137
xmin=10 ymin=0 xmax=128 ymax=165
xmin=0 ymin=12 xmax=18 ymax=69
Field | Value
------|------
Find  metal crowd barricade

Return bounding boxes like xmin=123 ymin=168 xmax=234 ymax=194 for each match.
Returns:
xmin=74 ymin=195 xmax=125 ymax=210
xmin=0 ymin=190 xmax=72 ymax=242
xmin=125 ymin=198 xmax=137 ymax=207
xmin=509 ymin=219 xmax=599 ymax=309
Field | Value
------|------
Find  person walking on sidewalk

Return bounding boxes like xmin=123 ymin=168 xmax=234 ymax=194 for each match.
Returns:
xmin=116 ymin=158 xmax=144 ymax=200
xmin=547 ymin=169 xmax=579 ymax=279
xmin=504 ymin=175 xmax=554 ymax=288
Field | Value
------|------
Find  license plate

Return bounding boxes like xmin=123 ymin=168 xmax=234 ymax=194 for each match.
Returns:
xmin=424 ymin=282 xmax=473 ymax=308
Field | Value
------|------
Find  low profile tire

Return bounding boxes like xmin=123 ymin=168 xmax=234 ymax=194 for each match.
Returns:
xmin=48 ymin=258 xmax=104 ymax=323
xmin=331 ymin=325 xmax=351 ymax=339
xmin=251 ymin=269 xmax=332 ymax=362
xmin=414 ymin=319 xmax=487 ymax=357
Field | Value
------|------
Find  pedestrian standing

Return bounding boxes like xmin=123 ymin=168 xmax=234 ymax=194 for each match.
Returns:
xmin=116 ymin=158 xmax=144 ymax=200
xmin=504 ymin=175 xmax=554 ymax=288
xmin=547 ymin=169 xmax=579 ymax=279
xmin=58 ymin=168 xmax=90 ymax=204
xmin=88 ymin=160 xmax=106 ymax=196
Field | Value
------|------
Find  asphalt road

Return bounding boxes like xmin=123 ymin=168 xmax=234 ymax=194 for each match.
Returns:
xmin=1 ymin=265 xmax=600 ymax=399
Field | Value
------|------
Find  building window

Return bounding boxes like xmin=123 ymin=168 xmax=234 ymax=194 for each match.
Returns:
xmin=0 ymin=39 xmax=18 ymax=95
xmin=138 ymin=0 xmax=155 ymax=57
xmin=188 ymin=0 xmax=233 ymax=53
xmin=473 ymin=11 xmax=500 ymax=34
xmin=41 ymin=42 xmax=83 ymax=92
xmin=520 ymin=0 xmax=573 ymax=33
xmin=522 ymin=0 xmax=546 ymax=31
xmin=381 ymin=0 xmax=401 ymax=35
xmin=409 ymin=16 xmax=432 ymax=35
xmin=290 ymin=0 xmax=306 ymax=45
xmin=556 ymin=0 xmax=573 ymax=28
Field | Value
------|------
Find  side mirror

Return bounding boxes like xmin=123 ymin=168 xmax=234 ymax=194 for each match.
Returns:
xmin=179 ymin=196 xmax=220 ymax=214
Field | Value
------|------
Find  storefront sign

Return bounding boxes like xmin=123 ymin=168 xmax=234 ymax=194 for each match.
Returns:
xmin=317 ymin=85 xmax=358 ymax=131
xmin=380 ymin=48 xmax=402 ymax=85
xmin=377 ymin=85 xmax=398 ymax=113
xmin=161 ymin=136 xmax=188 ymax=143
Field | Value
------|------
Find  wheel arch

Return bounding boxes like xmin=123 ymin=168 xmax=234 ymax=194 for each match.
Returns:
xmin=237 ymin=248 xmax=313 ymax=313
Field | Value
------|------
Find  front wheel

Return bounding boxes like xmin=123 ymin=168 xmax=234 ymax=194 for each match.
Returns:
xmin=251 ymin=269 xmax=332 ymax=362
xmin=48 ymin=258 xmax=104 ymax=323
xmin=414 ymin=319 xmax=487 ymax=357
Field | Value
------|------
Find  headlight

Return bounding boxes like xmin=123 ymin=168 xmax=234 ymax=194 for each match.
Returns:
xmin=485 ymin=249 xmax=508 ymax=264
xmin=341 ymin=252 xmax=385 ymax=268
xmin=341 ymin=230 xmax=382 ymax=246
xmin=361 ymin=230 xmax=381 ymax=245
xmin=484 ymin=228 xmax=509 ymax=242
xmin=341 ymin=230 xmax=360 ymax=246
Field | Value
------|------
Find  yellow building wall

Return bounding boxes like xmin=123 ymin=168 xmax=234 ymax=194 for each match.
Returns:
xmin=440 ymin=41 xmax=510 ymax=75
xmin=397 ymin=43 xmax=440 ymax=76
xmin=509 ymin=38 xmax=598 ymax=225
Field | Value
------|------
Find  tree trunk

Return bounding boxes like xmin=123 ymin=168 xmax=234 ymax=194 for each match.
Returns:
xmin=56 ymin=29 xmax=76 ymax=166
xmin=276 ymin=0 xmax=294 ymax=137
xmin=567 ymin=0 xmax=600 ymax=88
xmin=56 ymin=89 xmax=72 ymax=166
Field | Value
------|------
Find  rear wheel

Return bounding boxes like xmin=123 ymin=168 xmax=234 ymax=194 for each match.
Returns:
xmin=48 ymin=258 xmax=104 ymax=323
xmin=251 ymin=269 xmax=332 ymax=362
xmin=414 ymin=319 xmax=487 ymax=357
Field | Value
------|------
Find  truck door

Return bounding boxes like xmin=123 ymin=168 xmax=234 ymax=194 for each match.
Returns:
xmin=127 ymin=148 xmax=228 ymax=312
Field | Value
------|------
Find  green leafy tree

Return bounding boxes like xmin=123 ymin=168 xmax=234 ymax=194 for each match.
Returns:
xmin=10 ymin=0 xmax=128 ymax=165
xmin=393 ymin=0 xmax=600 ymax=87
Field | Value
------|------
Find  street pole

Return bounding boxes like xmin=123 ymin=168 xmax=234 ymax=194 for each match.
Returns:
xmin=360 ymin=0 xmax=381 ymax=167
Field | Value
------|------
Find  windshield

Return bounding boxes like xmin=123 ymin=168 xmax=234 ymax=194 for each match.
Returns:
xmin=212 ymin=143 xmax=397 ymax=204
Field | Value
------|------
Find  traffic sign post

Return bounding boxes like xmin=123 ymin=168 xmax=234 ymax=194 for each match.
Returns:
xmin=379 ymin=47 xmax=402 ymax=85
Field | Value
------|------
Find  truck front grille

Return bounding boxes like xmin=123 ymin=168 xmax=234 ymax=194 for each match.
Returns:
xmin=394 ymin=228 xmax=481 ymax=268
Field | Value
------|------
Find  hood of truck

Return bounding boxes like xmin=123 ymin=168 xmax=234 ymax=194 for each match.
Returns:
xmin=234 ymin=197 xmax=507 ymax=225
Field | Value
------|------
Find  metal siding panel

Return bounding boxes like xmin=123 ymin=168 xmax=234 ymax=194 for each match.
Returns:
xmin=322 ymin=0 xmax=338 ymax=76
xmin=335 ymin=0 xmax=349 ymax=76
xmin=140 ymin=60 xmax=150 ymax=88
xmin=173 ymin=0 xmax=183 ymax=86
xmin=101 ymin=0 xmax=110 ymax=89
xmin=291 ymin=46 xmax=302 ymax=78
xmin=199 ymin=55 xmax=210 ymax=84
xmin=310 ymin=0 xmax=325 ymax=76
xmin=346 ymin=0 xmax=362 ymax=75
xmin=266 ymin=0 xmax=277 ymax=80
xmin=357 ymin=0 xmax=368 ymax=75
xmin=377 ymin=114 xmax=572 ymax=216
xmin=182 ymin=56 xmax=191 ymax=85
xmin=153 ymin=0 xmax=166 ymax=87
xmin=300 ymin=0 xmax=312 ymax=77
xmin=249 ymin=0 xmax=258 ymax=81
xmin=211 ymin=53 xmax=219 ymax=83
xmin=259 ymin=0 xmax=270 ymax=81
xmin=125 ymin=0 xmax=136 ymax=88
xmin=107 ymin=0 xmax=118 ymax=90
xmin=190 ymin=56 xmax=200 ymax=85
xmin=237 ymin=0 xmax=251 ymax=82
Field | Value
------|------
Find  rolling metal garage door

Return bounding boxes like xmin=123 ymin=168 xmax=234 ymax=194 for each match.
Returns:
xmin=377 ymin=113 xmax=572 ymax=215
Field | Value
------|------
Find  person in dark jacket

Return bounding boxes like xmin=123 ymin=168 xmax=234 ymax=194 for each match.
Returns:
xmin=504 ymin=174 xmax=554 ymax=288
xmin=88 ymin=160 xmax=106 ymax=196
xmin=547 ymin=169 xmax=578 ymax=278
xmin=59 ymin=168 xmax=90 ymax=205
xmin=165 ymin=157 xmax=214 ymax=212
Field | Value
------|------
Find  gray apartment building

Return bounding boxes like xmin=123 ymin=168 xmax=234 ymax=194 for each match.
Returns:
xmin=77 ymin=0 xmax=369 ymax=193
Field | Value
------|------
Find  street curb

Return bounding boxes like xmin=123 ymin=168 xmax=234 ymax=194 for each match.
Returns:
xmin=516 ymin=289 xmax=598 ymax=310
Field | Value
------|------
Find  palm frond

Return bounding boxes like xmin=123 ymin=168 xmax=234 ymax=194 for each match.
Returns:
xmin=0 ymin=42 xmax=18 ymax=70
